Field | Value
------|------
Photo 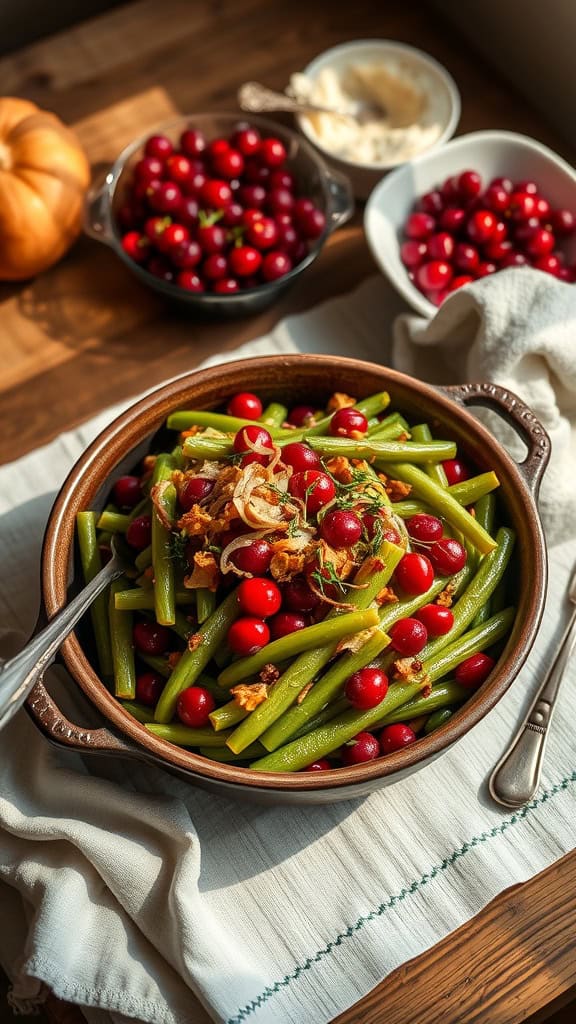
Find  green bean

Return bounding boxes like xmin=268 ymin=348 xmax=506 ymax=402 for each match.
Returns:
xmin=134 ymin=544 xmax=152 ymax=572
xmin=199 ymin=742 xmax=265 ymax=762
xmin=377 ymin=680 xmax=467 ymax=726
xmin=225 ymin=540 xmax=404 ymax=752
xmin=128 ymin=495 xmax=151 ymax=523
xmin=196 ymin=587 xmax=216 ymax=624
xmin=138 ymin=653 xmax=172 ymax=678
xmin=368 ymin=411 xmax=410 ymax=438
xmin=383 ymin=462 xmax=497 ymax=554
xmin=146 ymin=724 xmax=231 ymax=747
xmin=171 ymin=444 xmax=186 ymax=470
xmin=422 ymin=527 xmax=515 ymax=662
xmin=423 ymin=607 xmax=515 ymax=684
xmin=97 ymin=530 xmax=113 ymax=548
xmin=365 ymin=420 xmax=408 ymax=442
xmin=151 ymin=455 xmax=177 ymax=626
xmin=377 ymin=575 xmax=449 ymax=632
xmin=169 ymin=609 xmax=196 ymax=642
xmin=259 ymin=402 xmax=288 ymax=428
xmin=96 ymin=510 xmax=130 ymax=533
xmin=411 ymin=424 xmax=449 ymax=487
xmin=114 ymin=588 xmax=195 ymax=611
xmin=471 ymin=494 xmax=497 ymax=628
xmin=109 ymin=579 xmax=136 ymax=699
xmin=424 ymin=708 xmax=454 ymax=734
xmin=389 ymin=500 xmax=430 ymax=518
xmin=273 ymin=391 xmax=391 ymax=442
xmin=449 ymin=472 xmax=500 ymax=507
xmin=219 ymin=608 xmax=379 ymax=689
xmin=213 ymin=640 xmax=234 ymax=669
xmin=261 ymin=626 xmax=391 ymax=751
xmin=167 ymin=410 xmax=278 ymax=433
xmin=76 ymin=512 xmax=114 ymax=678
xmin=154 ymin=588 xmax=240 ymax=723
xmin=290 ymin=695 xmax=350 ymax=740
xmin=182 ymin=436 xmax=234 ymax=460
xmin=209 ymin=700 xmax=250 ymax=731
xmin=119 ymin=700 xmax=155 ymax=724
xmin=307 ymin=436 xmax=457 ymax=464
xmin=250 ymin=680 xmax=425 ymax=772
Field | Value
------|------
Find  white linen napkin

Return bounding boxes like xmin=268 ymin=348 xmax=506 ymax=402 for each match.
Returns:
xmin=1 ymin=276 xmax=575 ymax=1024
xmin=393 ymin=267 xmax=576 ymax=540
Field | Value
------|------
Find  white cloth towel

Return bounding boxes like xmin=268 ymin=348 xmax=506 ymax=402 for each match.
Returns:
xmin=0 ymin=276 xmax=575 ymax=1024
xmin=393 ymin=267 xmax=576 ymax=539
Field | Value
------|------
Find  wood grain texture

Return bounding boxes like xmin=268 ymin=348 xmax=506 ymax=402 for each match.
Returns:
xmin=0 ymin=2 xmax=575 ymax=1024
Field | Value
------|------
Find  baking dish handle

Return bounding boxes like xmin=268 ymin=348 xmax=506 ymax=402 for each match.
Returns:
xmin=439 ymin=381 xmax=551 ymax=497
xmin=26 ymin=675 xmax=143 ymax=760
xmin=325 ymin=167 xmax=354 ymax=230
xmin=83 ymin=179 xmax=115 ymax=245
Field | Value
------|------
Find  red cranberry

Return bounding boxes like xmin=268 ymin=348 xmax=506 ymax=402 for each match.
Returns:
xmin=535 ymin=197 xmax=551 ymax=219
xmin=287 ymin=404 xmax=316 ymax=427
xmin=261 ymin=251 xmax=292 ymax=281
xmin=121 ymin=232 xmax=150 ymax=263
xmin=380 ymin=723 xmax=416 ymax=754
xmin=276 ymin=223 xmax=300 ymax=254
xmin=509 ymin=192 xmax=537 ymax=221
xmin=233 ymin=125 xmax=261 ymax=156
xmin=418 ymin=190 xmax=444 ymax=215
xmin=231 ymin=539 xmax=273 ymax=575
xmin=269 ymin=611 xmax=308 ymax=639
xmin=458 ymin=170 xmax=482 ymax=198
xmin=230 ymin=246 xmax=263 ymax=277
xmin=345 ymin=667 xmax=388 ymax=710
xmin=233 ymin=424 xmax=273 ymax=456
xmin=267 ymin=188 xmax=295 ymax=215
xmin=157 ymin=223 xmax=189 ymax=254
xmin=213 ymin=148 xmax=245 ymax=179
xmin=516 ymin=180 xmax=538 ymax=195
xmin=146 ymin=256 xmax=174 ymax=282
xmin=282 ymin=577 xmax=320 ymax=613
xmin=406 ymin=212 xmax=436 ymax=240
xmin=441 ymin=176 xmax=460 ymax=202
xmin=281 ymin=442 xmax=321 ymax=472
xmin=182 ymin=170 xmax=207 ymax=196
xmin=213 ymin=278 xmax=240 ymax=293
xmin=180 ymin=129 xmax=207 ymax=157
xmin=134 ymin=156 xmax=164 ymax=182
xmin=201 ymin=179 xmax=233 ymax=209
xmin=222 ymin=202 xmax=244 ymax=227
xmin=342 ymin=731 xmax=380 ymax=765
xmin=288 ymin=470 xmax=336 ymax=514
xmin=259 ymin=137 xmax=287 ymax=167
xmin=177 ymin=197 xmax=200 ymax=227
xmin=172 ymin=239 xmax=202 ymax=269
xmin=177 ymin=686 xmax=215 ymax=727
xmin=180 ymin=476 xmax=215 ymax=510
xmin=407 ymin=513 xmax=443 ymax=543
xmin=245 ymin=216 xmax=280 ymax=250
xmin=429 ymin=537 xmax=467 ymax=574
xmin=455 ymin=652 xmax=495 ymax=689
xmin=416 ymin=604 xmax=454 ymax=637
xmin=320 ymin=509 xmax=362 ymax=548
xmin=244 ymin=161 xmax=270 ymax=185
xmin=237 ymin=577 xmax=282 ymax=618
xmin=113 ymin=475 xmax=142 ymax=509
xmin=126 ymin=514 xmax=152 ymax=550
xmin=227 ymin=392 xmax=262 ymax=419
xmin=136 ymin=672 xmax=165 ymax=707
xmin=534 ymin=253 xmax=563 ymax=276
xmin=302 ymin=759 xmax=332 ymax=772
xmin=239 ymin=184 xmax=267 ymax=208
xmin=401 ymin=240 xmax=428 ymax=268
xmin=133 ymin=621 xmax=171 ymax=655
xmin=428 ymin=232 xmax=455 ymax=261
xmin=525 ymin=228 xmax=555 ymax=257
xmin=416 ymin=260 xmax=453 ymax=292
xmin=484 ymin=185 xmax=510 ymax=213
xmin=489 ymin=176 xmax=513 ymax=193
xmin=395 ymin=552 xmax=434 ymax=595
xmin=442 ymin=458 xmax=470 ymax=485
xmin=203 ymin=253 xmax=229 ymax=281
xmin=467 ymin=210 xmax=497 ymax=243
xmin=228 ymin=616 xmax=270 ymax=656
xmin=165 ymin=154 xmax=193 ymax=185
xmin=454 ymin=243 xmax=480 ymax=273
xmin=363 ymin=515 xmax=401 ymax=545
xmin=484 ymin=238 xmax=513 ymax=262
xmin=330 ymin=407 xmax=368 ymax=438
xmin=297 ymin=207 xmax=326 ymax=240
xmin=440 ymin=208 xmax=466 ymax=233
xmin=477 ymin=261 xmax=497 ymax=277
xmin=501 ymin=251 xmax=530 ymax=268
xmin=269 ymin=168 xmax=295 ymax=190
xmin=389 ymin=617 xmax=428 ymax=656
xmin=550 ymin=209 xmax=576 ymax=236
xmin=197 ymin=223 xmax=226 ymax=253
xmin=447 ymin=275 xmax=474 ymax=293
xmin=177 ymin=271 xmax=205 ymax=291
xmin=491 ymin=220 xmax=508 ymax=244
xmin=149 ymin=181 xmax=182 ymax=214
xmin=144 ymin=134 xmax=173 ymax=159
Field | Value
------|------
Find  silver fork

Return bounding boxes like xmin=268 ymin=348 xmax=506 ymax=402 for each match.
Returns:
xmin=0 ymin=537 xmax=128 ymax=732
xmin=489 ymin=564 xmax=576 ymax=808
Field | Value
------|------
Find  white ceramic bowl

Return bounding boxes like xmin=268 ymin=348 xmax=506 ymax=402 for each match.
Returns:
xmin=364 ymin=130 xmax=576 ymax=317
xmin=296 ymin=39 xmax=460 ymax=200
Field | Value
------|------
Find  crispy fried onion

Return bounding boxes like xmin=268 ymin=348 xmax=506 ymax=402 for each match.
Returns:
xmin=232 ymin=459 xmax=301 ymax=530
xmin=307 ymin=540 xmax=365 ymax=609
xmin=335 ymin=624 xmax=381 ymax=654
xmin=184 ymin=550 xmax=219 ymax=591
xmin=220 ymin=528 xmax=272 ymax=578
xmin=150 ymin=480 xmax=175 ymax=530
xmin=231 ymin=683 xmax=269 ymax=711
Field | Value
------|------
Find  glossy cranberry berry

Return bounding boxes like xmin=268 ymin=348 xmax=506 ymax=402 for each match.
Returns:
xmin=302 ymin=759 xmax=332 ymax=772
xmin=407 ymin=513 xmax=443 ymax=543
xmin=179 ymin=476 xmax=215 ymax=511
xmin=401 ymin=240 xmax=428 ymax=268
xmin=227 ymin=392 xmax=263 ymax=419
xmin=467 ymin=210 xmax=497 ymax=244
xmin=176 ymin=271 xmax=205 ymax=291
xmin=126 ymin=514 xmax=152 ymax=550
xmin=281 ymin=442 xmax=321 ymax=472
xmin=454 ymin=243 xmax=480 ymax=274
xmin=113 ymin=475 xmax=142 ymax=509
xmin=320 ymin=509 xmax=363 ymax=548
xmin=177 ymin=686 xmax=216 ymax=727
xmin=329 ymin=407 xmax=368 ymax=438
xmin=233 ymin=125 xmax=261 ymax=156
xmin=180 ymin=128 xmax=207 ymax=156
xmin=121 ymin=231 xmax=150 ymax=263
xmin=389 ymin=617 xmax=428 ymax=656
xmin=269 ymin=611 xmax=308 ymax=639
xmin=237 ymin=577 xmax=282 ymax=618
xmin=395 ymin=552 xmax=435 ymax=595
xmin=345 ymin=667 xmax=389 ymax=710
xmin=287 ymin=404 xmax=316 ymax=427
xmin=233 ymin=424 xmax=274 ymax=458
xmin=282 ymin=577 xmax=320 ymax=613
xmin=458 ymin=170 xmax=482 ymax=198
xmin=144 ymin=134 xmax=173 ymax=160
xmin=455 ymin=652 xmax=495 ymax=689
xmin=231 ymin=539 xmax=273 ymax=575
xmin=288 ymin=470 xmax=336 ymax=514
xmin=416 ymin=604 xmax=454 ymax=637
xmin=135 ymin=672 xmax=165 ymax=707
xmin=230 ymin=245 xmax=263 ymax=277
xmin=261 ymin=251 xmax=292 ymax=281
xmin=133 ymin=621 xmax=171 ymax=655
xmin=440 ymin=207 xmax=466 ymax=233
xmin=428 ymin=232 xmax=455 ymax=261
xmin=227 ymin=616 xmax=270 ymax=656
xmin=442 ymin=458 xmax=471 ymax=485
xmin=415 ymin=260 xmax=453 ymax=292
xmin=406 ymin=212 xmax=436 ymax=240
xmin=380 ymin=723 xmax=417 ymax=754
xmin=259 ymin=137 xmax=287 ymax=167
xmin=429 ymin=537 xmax=467 ymax=575
xmin=342 ymin=731 xmax=380 ymax=765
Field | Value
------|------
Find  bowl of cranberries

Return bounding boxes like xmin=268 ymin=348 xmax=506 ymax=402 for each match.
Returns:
xmin=84 ymin=113 xmax=354 ymax=316
xmin=364 ymin=130 xmax=576 ymax=316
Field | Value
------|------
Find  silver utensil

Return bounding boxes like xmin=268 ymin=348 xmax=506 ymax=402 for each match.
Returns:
xmin=0 ymin=538 xmax=128 ymax=731
xmin=238 ymin=81 xmax=385 ymax=127
xmin=489 ymin=565 xmax=576 ymax=808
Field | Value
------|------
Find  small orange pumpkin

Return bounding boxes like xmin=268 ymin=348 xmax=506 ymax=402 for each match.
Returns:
xmin=0 ymin=97 xmax=91 ymax=280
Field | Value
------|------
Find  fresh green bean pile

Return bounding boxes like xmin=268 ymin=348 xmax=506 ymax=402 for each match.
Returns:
xmin=76 ymin=387 xmax=516 ymax=773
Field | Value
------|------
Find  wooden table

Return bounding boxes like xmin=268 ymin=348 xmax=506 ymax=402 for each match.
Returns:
xmin=1 ymin=3 xmax=575 ymax=1023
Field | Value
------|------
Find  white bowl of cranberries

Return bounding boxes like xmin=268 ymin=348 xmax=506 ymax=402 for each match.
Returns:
xmin=84 ymin=113 xmax=354 ymax=316
xmin=364 ymin=130 xmax=576 ymax=316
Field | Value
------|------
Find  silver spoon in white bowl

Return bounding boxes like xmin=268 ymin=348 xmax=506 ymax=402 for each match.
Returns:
xmin=0 ymin=537 xmax=130 ymax=731
xmin=238 ymin=81 xmax=386 ymax=127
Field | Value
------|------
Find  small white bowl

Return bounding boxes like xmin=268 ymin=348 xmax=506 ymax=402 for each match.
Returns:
xmin=296 ymin=39 xmax=460 ymax=200
xmin=364 ymin=130 xmax=576 ymax=318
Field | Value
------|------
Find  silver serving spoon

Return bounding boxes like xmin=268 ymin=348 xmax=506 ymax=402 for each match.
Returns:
xmin=238 ymin=81 xmax=386 ymax=127
xmin=489 ymin=563 xmax=576 ymax=808
xmin=0 ymin=537 xmax=129 ymax=732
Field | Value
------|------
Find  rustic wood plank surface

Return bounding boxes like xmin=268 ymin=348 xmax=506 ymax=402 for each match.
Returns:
xmin=0 ymin=3 xmax=574 ymax=1024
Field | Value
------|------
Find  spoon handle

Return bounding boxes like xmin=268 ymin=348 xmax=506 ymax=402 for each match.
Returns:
xmin=489 ymin=603 xmax=576 ymax=808
xmin=238 ymin=81 xmax=343 ymax=119
xmin=0 ymin=558 xmax=123 ymax=731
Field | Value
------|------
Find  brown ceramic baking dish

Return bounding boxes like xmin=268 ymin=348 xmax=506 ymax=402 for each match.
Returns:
xmin=31 ymin=355 xmax=551 ymax=803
